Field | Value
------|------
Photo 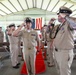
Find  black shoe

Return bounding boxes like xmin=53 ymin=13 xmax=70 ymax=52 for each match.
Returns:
xmin=18 ymin=55 xmax=22 ymax=57
xmin=13 ymin=65 xmax=19 ymax=69
xmin=17 ymin=63 xmax=20 ymax=66
xmin=48 ymin=64 xmax=54 ymax=67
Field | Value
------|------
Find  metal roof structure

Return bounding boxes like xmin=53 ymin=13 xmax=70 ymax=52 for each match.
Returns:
xmin=0 ymin=0 xmax=76 ymax=17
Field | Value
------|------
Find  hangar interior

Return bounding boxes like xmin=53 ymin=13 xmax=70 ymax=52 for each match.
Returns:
xmin=0 ymin=0 xmax=76 ymax=75
xmin=0 ymin=0 xmax=76 ymax=27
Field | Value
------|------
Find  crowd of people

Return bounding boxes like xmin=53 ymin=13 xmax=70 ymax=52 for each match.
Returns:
xmin=0 ymin=6 xmax=76 ymax=75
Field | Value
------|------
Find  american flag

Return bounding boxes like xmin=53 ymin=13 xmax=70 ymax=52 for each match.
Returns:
xmin=32 ymin=18 xmax=42 ymax=29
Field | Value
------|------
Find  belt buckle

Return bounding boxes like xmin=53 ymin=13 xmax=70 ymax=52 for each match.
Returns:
xmin=55 ymin=48 xmax=58 ymax=51
xmin=28 ymin=48 xmax=31 ymax=50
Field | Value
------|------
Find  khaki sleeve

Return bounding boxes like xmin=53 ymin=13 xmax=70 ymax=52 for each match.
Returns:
xmin=45 ymin=32 xmax=47 ymax=41
xmin=2 ymin=32 xmax=4 ymax=38
xmin=36 ymin=31 xmax=40 ymax=42
xmin=41 ymin=32 xmax=45 ymax=41
xmin=66 ymin=17 xmax=76 ymax=29
xmin=35 ymin=31 xmax=41 ymax=48
xmin=18 ymin=31 xmax=23 ymax=38
xmin=41 ymin=31 xmax=46 ymax=41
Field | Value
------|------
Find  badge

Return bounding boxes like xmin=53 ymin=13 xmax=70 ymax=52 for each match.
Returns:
xmin=61 ymin=27 xmax=64 ymax=30
xmin=31 ymin=34 xmax=36 ymax=36
xmin=61 ymin=27 xmax=65 ymax=33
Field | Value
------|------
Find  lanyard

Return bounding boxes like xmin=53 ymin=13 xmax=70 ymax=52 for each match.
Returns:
xmin=49 ymin=21 xmax=66 ymax=39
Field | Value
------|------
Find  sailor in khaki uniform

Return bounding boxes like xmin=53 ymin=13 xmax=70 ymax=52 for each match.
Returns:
xmin=41 ymin=25 xmax=47 ymax=60
xmin=13 ymin=17 xmax=41 ymax=75
xmin=17 ymin=25 xmax=22 ymax=56
xmin=0 ymin=27 xmax=4 ymax=43
xmin=54 ymin=6 xmax=76 ymax=75
xmin=41 ymin=25 xmax=47 ymax=43
xmin=46 ymin=18 xmax=55 ymax=67
xmin=7 ymin=24 xmax=20 ymax=69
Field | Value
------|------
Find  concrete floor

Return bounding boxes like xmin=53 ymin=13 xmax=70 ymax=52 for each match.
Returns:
xmin=0 ymin=57 xmax=76 ymax=75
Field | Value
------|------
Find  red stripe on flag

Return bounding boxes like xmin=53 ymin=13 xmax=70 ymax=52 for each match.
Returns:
xmin=36 ymin=18 xmax=42 ymax=29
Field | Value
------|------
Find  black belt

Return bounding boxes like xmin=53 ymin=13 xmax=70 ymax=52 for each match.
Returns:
xmin=55 ymin=48 xmax=58 ymax=51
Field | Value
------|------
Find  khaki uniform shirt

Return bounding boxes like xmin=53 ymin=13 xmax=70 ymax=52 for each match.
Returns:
xmin=18 ymin=29 xmax=40 ymax=50
xmin=0 ymin=31 xmax=4 ymax=43
xmin=8 ymin=32 xmax=19 ymax=45
xmin=46 ymin=32 xmax=52 ymax=42
xmin=41 ymin=30 xmax=46 ymax=41
xmin=54 ymin=18 xmax=75 ymax=50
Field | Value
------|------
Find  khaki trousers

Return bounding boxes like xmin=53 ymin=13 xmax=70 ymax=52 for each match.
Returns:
xmin=10 ymin=44 xmax=19 ymax=66
xmin=47 ymin=41 xmax=54 ymax=64
xmin=54 ymin=49 xmax=74 ymax=75
xmin=23 ymin=48 xmax=36 ymax=75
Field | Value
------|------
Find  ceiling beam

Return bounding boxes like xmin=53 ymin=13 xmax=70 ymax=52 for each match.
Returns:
xmin=0 ymin=14 xmax=3 ymax=16
xmin=71 ymin=10 xmax=76 ymax=16
xmin=32 ymin=0 xmax=34 ymax=8
xmin=71 ymin=14 xmax=76 ymax=16
xmin=69 ymin=4 xmax=74 ymax=8
xmin=17 ymin=0 xmax=24 ymax=11
xmin=0 ymin=2 xmax=14 ymax=14
xmin=8 ymin=0 xmax=18 ymax=12
xmin=41 ymin=0 xmax=44 ymax=9
xmin=25 ymin=0 xmax=29 ymax=9
xmin=63 ymin=2 xmax=67 ymax=6
xmin=51 ymin=0 xmax=60 ymax=12
xmin=45 ymin=0 xmax=51 ymax=10
xmin=61 ymin=0 xmax=76 ymax=5
xmin=35 ymin=0 xmax=37 ymax=8
xmin=56 ymin=2 xmax=67 ymax=13
xmin=72 ymin=9 xmax=76 ymax=12
xmin=0 ymin=9 xmax=8 ymax=15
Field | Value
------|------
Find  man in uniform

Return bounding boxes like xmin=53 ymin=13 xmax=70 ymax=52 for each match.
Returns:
xmin=5 ymin=26 xmax=9 ymax=42
xmin=0 ymin=27 xmax=4 ymax=43
xmin=46 ymin=18 xmax=55 ymax=67
xmin=7 ymin=24 xmax=20 ymax=69
xmin=17 ymin=25 xmax=22 ymax=57
xmin=13 ymin=17 xmax=41 ymax=75
xmin=41 ymin=25 xmax=47 ymax=44
xmin=41 ymin=25 xmax=47 ymax=60
xmin=54 ymin=6 xmax=76 ymax=75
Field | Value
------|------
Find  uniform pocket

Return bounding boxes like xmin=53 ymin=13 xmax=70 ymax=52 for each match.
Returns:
xmin=31 ymin=34 xmax=36 ymax=39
